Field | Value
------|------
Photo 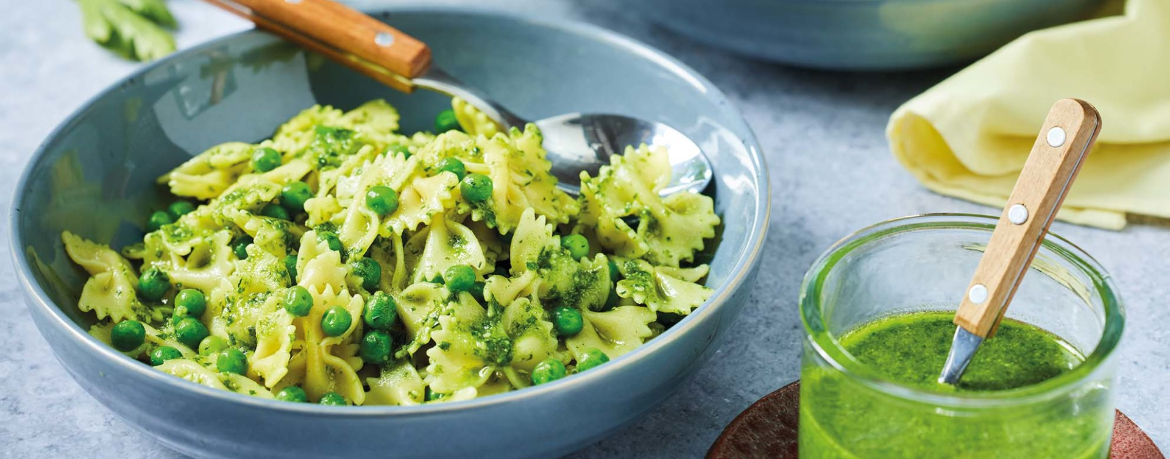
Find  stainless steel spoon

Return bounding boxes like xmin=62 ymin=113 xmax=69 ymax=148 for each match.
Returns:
xmin=205 ymin=0 xmax=713 ymax=195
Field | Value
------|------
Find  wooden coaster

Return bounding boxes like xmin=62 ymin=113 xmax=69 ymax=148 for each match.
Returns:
xmin=708 ymin=381 xmax=1164 ymax=459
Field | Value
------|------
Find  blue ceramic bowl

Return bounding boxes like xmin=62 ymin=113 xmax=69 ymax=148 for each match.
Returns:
xmin=631 ymin=0 xmax=1102 ymax=70
xmin=10 ymin=6 xmax=768 ymax=458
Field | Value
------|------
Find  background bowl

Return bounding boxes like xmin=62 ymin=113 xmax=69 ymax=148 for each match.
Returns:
xmin=629 ymin=0 xmax=1103 ymax=70
xmin=10 ymin=6 xmax=769 ymax=458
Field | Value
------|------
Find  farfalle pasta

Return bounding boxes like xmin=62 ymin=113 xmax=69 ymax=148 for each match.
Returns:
xmin=61 ymin=98 xmax=720 ymax=405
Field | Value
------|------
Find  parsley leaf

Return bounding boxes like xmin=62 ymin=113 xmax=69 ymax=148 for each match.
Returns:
xmin=77 ymin=0 xmax=177 ymax=61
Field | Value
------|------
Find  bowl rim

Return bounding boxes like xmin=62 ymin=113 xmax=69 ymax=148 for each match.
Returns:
xmin=10 ymin=4 xmax=770 ymax=415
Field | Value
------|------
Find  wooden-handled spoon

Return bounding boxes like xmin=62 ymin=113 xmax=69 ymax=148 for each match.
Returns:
xmin=200 ymin=0 xmax=713 ymax=196
xmin=939 ymin=98 xmax=1102 ymax=385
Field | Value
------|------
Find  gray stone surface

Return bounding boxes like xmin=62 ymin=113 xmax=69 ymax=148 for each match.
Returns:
xmin=1 ymin=0 xmax=1165 ymax=457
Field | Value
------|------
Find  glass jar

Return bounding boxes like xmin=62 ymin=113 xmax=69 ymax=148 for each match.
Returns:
xmin=799 ymin=214 xmax=1124 ymax=459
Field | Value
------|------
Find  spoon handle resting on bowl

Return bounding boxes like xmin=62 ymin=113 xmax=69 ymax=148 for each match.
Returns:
xmin=939 ymin=98 xmax=1102 ymax=385
xmin=203 ymin=0 xmax=431 ymax=92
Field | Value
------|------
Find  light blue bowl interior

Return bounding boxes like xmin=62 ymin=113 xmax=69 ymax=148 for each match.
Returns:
xmin=11 ymin=10 xmax=768 ymax=454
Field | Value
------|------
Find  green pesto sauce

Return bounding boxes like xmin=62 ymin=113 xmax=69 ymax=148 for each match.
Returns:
xmin=306 ymin=126 xmax=361 ymax=170
xmin=800 ymin=311 xmax=1112 ymax=459
xmin=839 ymin=311 xmax=1082 ymax=392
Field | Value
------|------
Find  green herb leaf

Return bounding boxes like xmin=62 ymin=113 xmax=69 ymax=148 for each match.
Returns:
xmin=116 ymin=0 xmax=177 ymax=28
xmin=77 ymin=0 xmax=177 ymax=61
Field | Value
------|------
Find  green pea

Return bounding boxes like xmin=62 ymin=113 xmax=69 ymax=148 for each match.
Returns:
xmin=317 ymin=231 xmax=343 ymax=252
xmin=147 ymin=210 xmax=172 ymax=232
xmin=252 ymin=147 xmax=282 ymax=172
xmin=444 ymin=265 xmax=475 ymax=293
xmin=174 ymin=317 xmax=209 ymax=349
xmin=531 ymin=358 xmax=567 ymax=385
xmin=137 ymin=268 xmax=170 ymax=302
xmin=363 ymin=292 xmax=398 ymax=331
xmin=232 ymin=235 xmax=252 ymax=259
xmin=281 ymin=181 xmax=312 ymax=212
xmin=460 ymin=173 xmax=493 ymax=203
xmin=425 ymin=388 xmax=446 ymax=401
xmin=360 ymin=330 xmax=393 ymax=366
xmin=284 ymin=254 xmax=298 ymax=283
xmin=260 ymin=204 xmax=289 ymax=220
xmin=576 ymin=348 xmax=610 ymax=373
xmin=470 ymin=281 xmax=486 ymax=303
xmin=168 ymin=201 xmax=195 ymax=219
xmin=174 ymin=289 xmax=206 ymax=318
xmin=351 ymin=257 xmax=381 ymax=291
xmin=608 ymin=260 xmax=620 ymax=283
xmin=435 ymin=109 xmax=460 ymax=133
xmin=436 ymin=157 xmax=466 ymax=180
xmin=216 ymin=348 xmax=248 ymax=375
xmin=388 ymin=143 xmax=412 ymax=159
xmin=149 ymin=346 xmax=182 ymax=366
xmin=284 ymin=286 xmax=313 ymax=317
xmin=275 ymin=386 xmax=308 ymax=403
xmin=364 ymin=185 xmax=399 ymax=217
xmin=552 ymin=307 xmax=584 ymax=337
xmin=198 ymin=335 xmax=230 ymax=356
xmin=321 ymin=306 xmax=352 ymax=337
xmin=110 ymin=320 xmax=145 ymax=352
xmin=318 ymin=392 xmax=347 ymax=406
xmin=561 ymin=234 xmax=589 ymax=261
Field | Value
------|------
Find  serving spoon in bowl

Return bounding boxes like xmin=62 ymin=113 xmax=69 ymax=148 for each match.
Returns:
xmin=201 ymin=0 xmax=713 ymax=196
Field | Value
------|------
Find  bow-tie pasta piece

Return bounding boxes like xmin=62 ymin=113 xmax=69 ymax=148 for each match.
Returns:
xmin=365 ymin=360 xmax=427 ymax=406
xmin=578 ymin=144 xmax=719 ymax=267
xmin=615 ymin=259 xmax=713 ymax=315
xmin=62 ymin=232 xmax=148 ymax=323
xmin=162 ymin=142 xmax=253 ymax=200
xmin=566 ymin=306 xmax=657 ymax=359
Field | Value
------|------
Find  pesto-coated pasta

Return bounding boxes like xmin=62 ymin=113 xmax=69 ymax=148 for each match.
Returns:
xmin=62 ymin=98 xmax=720 ymax=404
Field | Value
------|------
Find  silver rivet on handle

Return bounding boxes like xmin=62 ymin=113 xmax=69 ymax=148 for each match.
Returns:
xmin=375 ymin=32 xmax=394 ymax=47
xmin=1046 ymin=127 xmax=1066 ymax=147
xmin=1008 ymin=204 xmax=1029 ymax=225
xmin=968 ymin=284 xmax=989 ymax=304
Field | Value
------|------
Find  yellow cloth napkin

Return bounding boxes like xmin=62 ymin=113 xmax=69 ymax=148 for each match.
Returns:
xmin=888 ymin=0 xmax=1170 ymax=230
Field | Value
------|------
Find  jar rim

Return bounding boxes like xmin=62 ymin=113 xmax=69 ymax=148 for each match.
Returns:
xmin=799 ymin=213 xmax=1125 ymax=408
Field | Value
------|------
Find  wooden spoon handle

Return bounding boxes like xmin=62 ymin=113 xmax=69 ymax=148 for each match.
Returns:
xmin=953 ymin=99 xmax=1102 ymax=338
xmin=203 ymin=0 xmax=430 ymax=92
